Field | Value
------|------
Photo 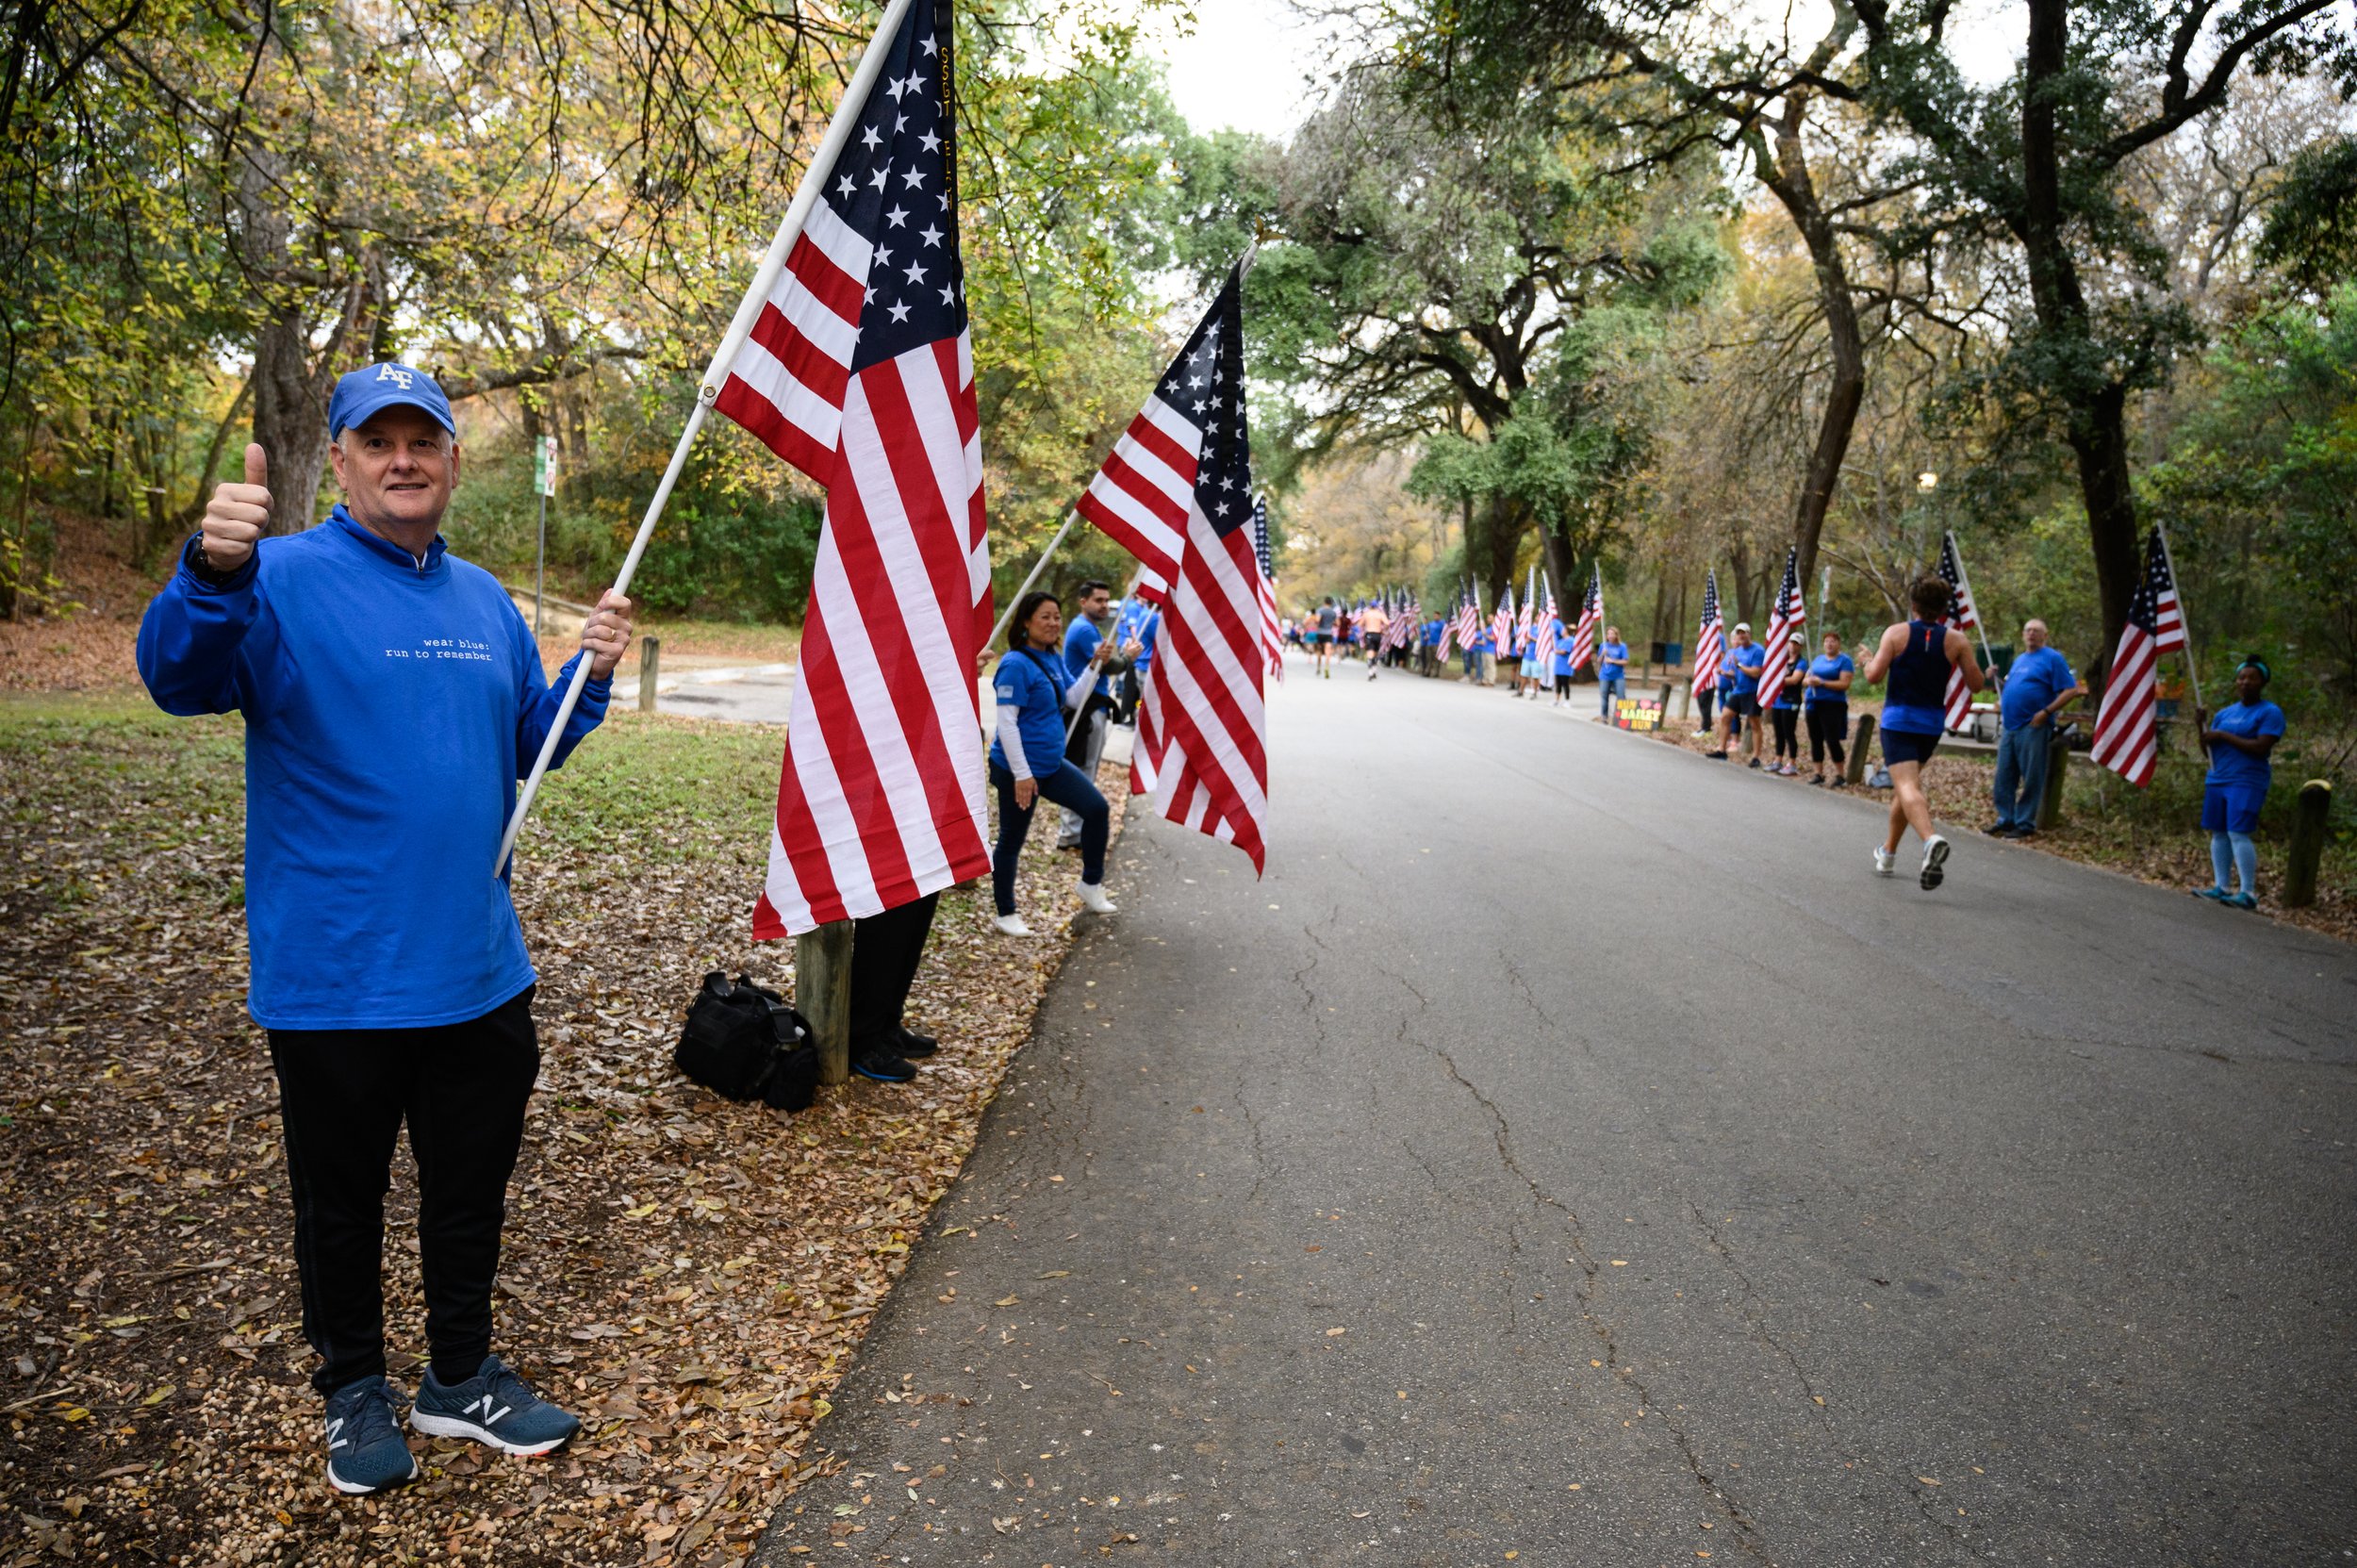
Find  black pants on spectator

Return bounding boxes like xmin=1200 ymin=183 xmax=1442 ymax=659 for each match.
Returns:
xmin=1695 ymin=689 xmax=1715 ymax=733
xmin=1554 ymin=672 xmax=1573 ymax=699
xmin=849 ymin=892 xmax=939 ymax=1051
xmin=1772 ymin=706 xmax=1801 ymax=759
xmin=1806 ymin=701 xmax=1849 ymax=768
xmin=268 ymin=985 xmax=540 ymax=1395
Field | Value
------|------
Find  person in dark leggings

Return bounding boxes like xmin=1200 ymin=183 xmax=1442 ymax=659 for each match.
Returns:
xmin=988 ymin=590 xmax=1115 ymax=937
xmin=1769 ymin=631 xmax=1805 ymax=773
xmin=1802 ymin=631 xmax=1854 ymax=785
xmin=1863 ymin=578 xmax=1985 ymax=889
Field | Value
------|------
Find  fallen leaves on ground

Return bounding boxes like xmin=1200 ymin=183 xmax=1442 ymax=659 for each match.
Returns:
xmin=0 ymin=702 xmax=1127 ymax=1566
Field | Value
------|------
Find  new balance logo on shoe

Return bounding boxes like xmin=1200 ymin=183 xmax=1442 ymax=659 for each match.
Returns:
xmin=326 ymin=1417 xmax=349 ymax=1451
xmin=468 ymin=1395 xmax=513 ymax=1426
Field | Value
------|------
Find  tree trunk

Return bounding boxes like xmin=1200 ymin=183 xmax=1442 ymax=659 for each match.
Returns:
xmin=1755 ymin=104 xmax=1864 ymax=595
xmin=2020 ymin=0 xmax=2138 ymax=680
xmin=1540 ymin=527 xmax=1577 ymax=613
xmin=236 ymin=151 xmax=375 ymax=534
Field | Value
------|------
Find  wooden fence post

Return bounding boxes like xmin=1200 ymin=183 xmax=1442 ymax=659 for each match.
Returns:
xmin=796 ymin=918 xmax=855 ymax=1085
xmin=2036 ymin=728 xmax=2071 ymax=832
xmin=1845 ymin=713 xmax=1877 ymax=786
xmin=637 ymin=635 xmax=661 ymax=714
xmin=2284 ymin=780 xmax=2332 ymax=909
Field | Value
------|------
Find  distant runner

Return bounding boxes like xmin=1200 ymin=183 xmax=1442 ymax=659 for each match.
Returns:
xmin=1862 ymin=577 xmax=1985 ymax=890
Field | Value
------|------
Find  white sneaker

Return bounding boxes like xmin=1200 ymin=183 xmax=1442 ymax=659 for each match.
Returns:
xmin=1872 ymin=846 xmax=1897 ymax=877
xmin=993 ymin=913 xmax=1034 ymax=937
xmin=1920 ymin=834 xmax=1951 ymax=891
xmin=1077 ymin=881 xmax=1118 ymax=915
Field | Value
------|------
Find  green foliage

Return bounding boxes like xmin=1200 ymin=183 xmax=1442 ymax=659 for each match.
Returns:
xmin=2144 ymin=282 xmax=2357 ymax=711
xmin=2257 ymin=136 xmax=2357 ymax=294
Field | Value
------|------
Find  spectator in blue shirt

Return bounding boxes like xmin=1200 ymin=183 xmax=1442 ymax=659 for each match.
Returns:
xmin=1989 ymin=619 xmax=2086 ymax=838
xmin=135 ymin=366 xmax=621 ymax=1495
xmin=990 ymin=590 xmax=1117 ymax=936
xmin=1597 ymin=626 xmax=1628 ymax=719
xmin=1709 ymin=624 xmax=1767 ymax=764
xmin=1801 ymin=631 xmax=1855 ymax=785
xmin=1549 ymin=614 xmax=1574 ymax=705
xmin=1058 ymin=580 xmax=1139 ymax=849
xmin=2195 ymin=657 xmax=2287 ymax=910
xmin=1768 ymin=631 xmax=1806 ymax=773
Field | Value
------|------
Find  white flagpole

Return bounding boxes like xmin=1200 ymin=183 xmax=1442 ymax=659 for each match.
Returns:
xmin=988 ymin=510 xmax=1079 ymax=652
xmin=2152 ymin=520 xmax=2207 ymax=759
xmin=495 ymin=0 xmax=921 ymax=878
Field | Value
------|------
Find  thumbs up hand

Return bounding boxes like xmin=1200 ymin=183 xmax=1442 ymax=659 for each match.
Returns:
xmin=200 ymin=444 xmax=273 ymax=571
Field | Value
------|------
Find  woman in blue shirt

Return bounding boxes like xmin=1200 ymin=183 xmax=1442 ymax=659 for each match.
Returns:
xmin=1549 ymin=615 xmax=1574 ymax=705
xmin=1768 ymin=631 xmax=1806 ymax=773
xmin=2195 ymin=657 xmax=2287 ymax=910
xmin=1802 ymin=631 xmax=1854 ymax=786
xmin=1862 ymin=578 xmax=1985 ymax=889
xmin=1597 ymin=626 xmax=1628 ymax=719
xmin=989 ymin=591 xmax=1115 ymax=937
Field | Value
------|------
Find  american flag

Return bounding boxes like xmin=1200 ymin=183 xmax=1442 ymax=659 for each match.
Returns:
xmin=1491 ymin=585 xmax=1515 ymax=654
xmin=1452 ymin=583 xmax=1482 ymax=652
xmin=1383 ymin=589 xmax=1417 ymax=653
xmin=1936 ymin=531 xmax=1985 ymax=732
xmin=2089 ymin=529 xmax=2187 ymax=786
xmin=710 ymin=0 xmax=990 ymax=938
xmin=1534 ymin=580 xmax=1560 ymax=669
xmin=1569 ymin=564 xmax=1602 ymax=674
xmin=1691 ymin=569 xmax=1725 ymax=693
xmin=1515 ymin=566 xmax=1536 ymax=656
xmin=1124 ymin=265 xmax=1268 ymax=870
xmin=1251 ymin=496 xmax=1282 ymax=682
xmin=1755 ymin=546 xmax=1807 ymax=710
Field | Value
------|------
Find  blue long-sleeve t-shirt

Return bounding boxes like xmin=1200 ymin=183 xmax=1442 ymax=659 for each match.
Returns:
xmin=136 ymin=506 xmax=609 ymax=1030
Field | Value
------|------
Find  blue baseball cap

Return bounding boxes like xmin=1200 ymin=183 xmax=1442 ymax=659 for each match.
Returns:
xmin=327 ymin=362 xmax=456 ymax=439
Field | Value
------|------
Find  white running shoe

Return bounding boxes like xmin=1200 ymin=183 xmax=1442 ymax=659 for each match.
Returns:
xmin=1077 ymin=881 xmax=1118 ymax=915
xmin=1872 ymin=846 xmax=1898 ymax=877
xmin=993 ymin=913 xmax=1034 ymax=937
xmin=1920 ymin=834 xmax=1951 ymax=891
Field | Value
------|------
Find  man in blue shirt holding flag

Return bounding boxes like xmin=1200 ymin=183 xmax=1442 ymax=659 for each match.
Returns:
xmin=137 ymin=365 xmax=627 ymax=1494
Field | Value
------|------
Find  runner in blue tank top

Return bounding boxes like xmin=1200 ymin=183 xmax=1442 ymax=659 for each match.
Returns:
xmin=1861 ymin=577 xmax=1985 ymax=890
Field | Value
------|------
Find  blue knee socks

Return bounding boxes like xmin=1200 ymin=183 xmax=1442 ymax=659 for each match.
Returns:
xmin=2231 ymin=832 xmax=2258 ymax=895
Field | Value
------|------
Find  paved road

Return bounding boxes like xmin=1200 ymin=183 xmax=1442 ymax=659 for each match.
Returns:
xmin=756 ymin=659 xmax=2357 ymax=1568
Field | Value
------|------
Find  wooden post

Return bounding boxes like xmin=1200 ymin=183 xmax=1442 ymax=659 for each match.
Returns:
xmin=1674 ymin=683 xmax=1690 ymax=721
xmin=1845 ymin=712 xmax=1877 ymax=786
xmin=796 ymin=918 xmax=855 ymax=1085
xmin=2284 ymin=780 xmax=2332 ymax=909
xmin=637 ymin=635 xmax=661 ymax=714
xmin=2036 ymin=727 xmax=2070 ymax=832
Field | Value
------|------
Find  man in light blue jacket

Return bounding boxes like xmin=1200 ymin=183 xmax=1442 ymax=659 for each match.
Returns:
xmin=137 ymin=363 xmax=632 ymax=1495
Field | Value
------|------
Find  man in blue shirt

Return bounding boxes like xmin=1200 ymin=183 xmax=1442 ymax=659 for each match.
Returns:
xmin=1597 ymin=625 xmax=1629 ymax=719
xmin=1059 ymin=580 xmax=1140 ymax=848
xmin=137 ymin=365 xmax=623 ymax=1493
xmin=1709 ymin=623 xmax=1767 ymax=764
xmin=1989 ymin=619 xmax=2086 ymax=838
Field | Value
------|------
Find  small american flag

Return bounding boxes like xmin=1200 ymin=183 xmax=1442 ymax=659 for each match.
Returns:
xmin=1384 ymin=590 xmax=1417 ymax=653
xmin=1755 ymin=547 xmax=1807 ymax=708
xmin=1251 ymin=496 xmax=1282 ymax=682
xmin=1534 ymin=581 xmax=1560 ymax=669
xmin=1937 ymin=532 xmax=1985 ymax=732
xmin=1491 ymin=585 xmax=1515 ymax=654
xmin=1453 ymin=583 xmax=1482 ymax=652
xmin=710 ymin=0 xmax=990 ymax=937
xmin=1691 ymin=569 xmax=1725 ymax=693
xmin=1515 ymin=566 xmax=1536 ymax=656
xmin=1125 ymin=265 xmax=1268 ymax=870
xmin=1569 ymin=565 xmax=1602 ymax=674
xmin=2089 ymin=529 xmax=2186 ymax=786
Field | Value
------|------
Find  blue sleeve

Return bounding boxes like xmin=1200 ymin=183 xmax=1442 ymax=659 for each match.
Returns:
xmin=513 ymin=597 xmax=609 ymax=775
xmin=2260 ymin=703 xmax=2286 ymax=739
xmin=136 ymin=536 xmax=260 ymax=717
xmin=1063 ymin=621 xmax=1100 ymax=683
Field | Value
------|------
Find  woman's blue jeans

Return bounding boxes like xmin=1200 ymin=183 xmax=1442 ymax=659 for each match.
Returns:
xmin=990 ymin=761 xmax=1107 ymax=915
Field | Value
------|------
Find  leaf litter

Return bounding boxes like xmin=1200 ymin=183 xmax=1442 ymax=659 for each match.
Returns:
xmin=0 ymin=703 xmax=1129 ymax=1566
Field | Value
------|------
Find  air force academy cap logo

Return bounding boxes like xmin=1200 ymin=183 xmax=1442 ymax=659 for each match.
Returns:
xmin=328 ymin=362 xmax=457 ymax=438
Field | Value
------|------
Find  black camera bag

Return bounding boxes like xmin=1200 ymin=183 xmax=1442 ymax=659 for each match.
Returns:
xmin=675 ymin=971 xmax=819 ymax=1112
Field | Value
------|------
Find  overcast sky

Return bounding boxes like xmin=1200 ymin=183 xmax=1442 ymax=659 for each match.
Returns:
xmin=1128 ymin=0 xmax=2027 ymax=144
